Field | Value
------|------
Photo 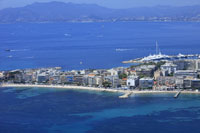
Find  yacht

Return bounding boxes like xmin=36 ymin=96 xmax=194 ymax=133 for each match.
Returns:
xmin=141 ymin=42 xmax=169 ymax=61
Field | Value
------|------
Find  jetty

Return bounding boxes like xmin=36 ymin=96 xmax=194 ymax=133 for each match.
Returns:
xmin=174 ymin=91 xmax=181 ymax=98
xmin=119 ymin=92 xmax=133 ymax=99
xmin=122 ymin=43 xmax=200 ymax=64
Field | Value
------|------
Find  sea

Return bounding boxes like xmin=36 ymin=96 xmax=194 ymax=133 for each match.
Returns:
xmin=1 ymin=22 xmax=200 ymax=70
xmin=1 ymin=22 xmax=200 ymax=133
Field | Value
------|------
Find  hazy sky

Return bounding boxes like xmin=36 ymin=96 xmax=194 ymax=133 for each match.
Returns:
xmin=0 ymin=0 xmax=200 ymax=9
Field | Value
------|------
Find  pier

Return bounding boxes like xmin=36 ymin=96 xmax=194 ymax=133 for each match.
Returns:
xmin=174 ymin=91 xmax=181 ymax=98
xmin=122 ymin=53 xmax=200 ymax=64
xmin=119 ymin=92 xmax=133 ymax=99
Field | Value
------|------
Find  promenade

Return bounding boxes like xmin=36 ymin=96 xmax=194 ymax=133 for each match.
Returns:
xmin=2 ymin=84 xmax=200 ymax=96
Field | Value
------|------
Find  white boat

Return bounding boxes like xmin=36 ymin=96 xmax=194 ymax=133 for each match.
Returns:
xmin=177 ymin=53 xmax=186 ymax=58
xmin=64 ymin=34 xmax=71 ymax=37
xmin=141 ymin=41 xmax=169 ymax=61
xmin=116 ymin=48 xmax=129 ymax=52
xmin=8 ymin=55 xmax=13 ymax=58
xmin=141 ymin=53 xmax=169 ymax=61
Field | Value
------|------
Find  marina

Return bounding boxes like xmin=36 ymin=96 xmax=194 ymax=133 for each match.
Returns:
xmin=123 ymin=53 xmax=200 ymax=64
xmin=0 ymin=2 xmax=200 ymax=132
xmin=123 ymin=42 xmax=200 ymax=64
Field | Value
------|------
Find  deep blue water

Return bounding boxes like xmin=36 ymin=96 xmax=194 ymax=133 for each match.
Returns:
xmin=1 ymin=22 xmax=200 ymax=132
xmin=0 ymin=22 xmax=200 ymax=70
xmin=1 ymin=87 xmax=200 ymax=133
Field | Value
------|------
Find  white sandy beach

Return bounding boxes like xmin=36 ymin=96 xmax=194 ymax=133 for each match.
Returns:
xmin=1 ymin=83 xmax=124 ymax=93
xmin=2 ymin=83 xmax=200 ymax=96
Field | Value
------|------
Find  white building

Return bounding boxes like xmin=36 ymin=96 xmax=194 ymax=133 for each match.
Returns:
xmin=174 ymin=70 xmax=197 ymax=79
xmin=95 ymin=76 xmax=103 ymax=87
xmin=0 ymin=72 xmax=4 ymax=78
xmin=107 ymin=69 xmax=118 ymax=76
xmin=161 ymin=62 xmax=177 ymax=75
xmin=127 ymin=76 xmax=139 ymax=89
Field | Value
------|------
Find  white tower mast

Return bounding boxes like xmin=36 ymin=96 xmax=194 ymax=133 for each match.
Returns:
xmin=156 ymin=41 xmax=158 ymax=55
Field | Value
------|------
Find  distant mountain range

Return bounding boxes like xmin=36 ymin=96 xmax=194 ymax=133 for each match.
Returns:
xmin=0 ymin=1 xmax=200 ymax=23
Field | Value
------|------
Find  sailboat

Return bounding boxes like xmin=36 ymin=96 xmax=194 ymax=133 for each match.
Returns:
xmin=141 ymin=41 xmax=169 ymax=61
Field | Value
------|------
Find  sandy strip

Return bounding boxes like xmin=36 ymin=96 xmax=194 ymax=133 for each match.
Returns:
xmin=1 ymin=84 xmax=200 ymax=95
xmin=1 ymin=84 xmax=124 ymax=93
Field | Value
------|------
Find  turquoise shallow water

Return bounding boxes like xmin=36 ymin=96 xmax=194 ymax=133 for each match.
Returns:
xmin=1 ymin=87 xmax=200 ymax=133
xmin=1 ymin=21 xmax=200 ymax=132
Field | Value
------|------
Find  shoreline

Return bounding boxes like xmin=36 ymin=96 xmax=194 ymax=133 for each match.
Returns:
xmin=1 ymin=84 xmax=200 ymax=95
xmin=1 ymin=83 xmax=124 ymax=93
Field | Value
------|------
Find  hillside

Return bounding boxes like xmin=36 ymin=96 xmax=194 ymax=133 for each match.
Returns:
xmin=0 ymin=2 xmax=200 ymax=23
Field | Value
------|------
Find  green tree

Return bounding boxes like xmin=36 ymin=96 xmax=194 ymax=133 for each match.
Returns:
xmin=119 ymin=73 xmax=127 ymax=79
xmin=102 ymin=81 xmax=112 ymax=88
xmin=156 ymin=61 xmax=166 ymax=69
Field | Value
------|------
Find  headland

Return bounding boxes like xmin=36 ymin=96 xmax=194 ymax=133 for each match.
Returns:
xmin=1 ymin=43 xmax=200 ymax=98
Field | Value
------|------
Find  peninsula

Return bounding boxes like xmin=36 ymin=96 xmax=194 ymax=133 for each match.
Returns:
xmin=1 ymin=50 xmax=200 ymax=97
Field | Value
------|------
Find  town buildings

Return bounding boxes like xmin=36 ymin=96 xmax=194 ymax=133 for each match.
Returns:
xmin=127 ymin=75 xmax=139 ymax=89
xmin=1 ymin=59 xmax=200 ymax=90
xmin=139 ymin=77 xmax=154 ymax=89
